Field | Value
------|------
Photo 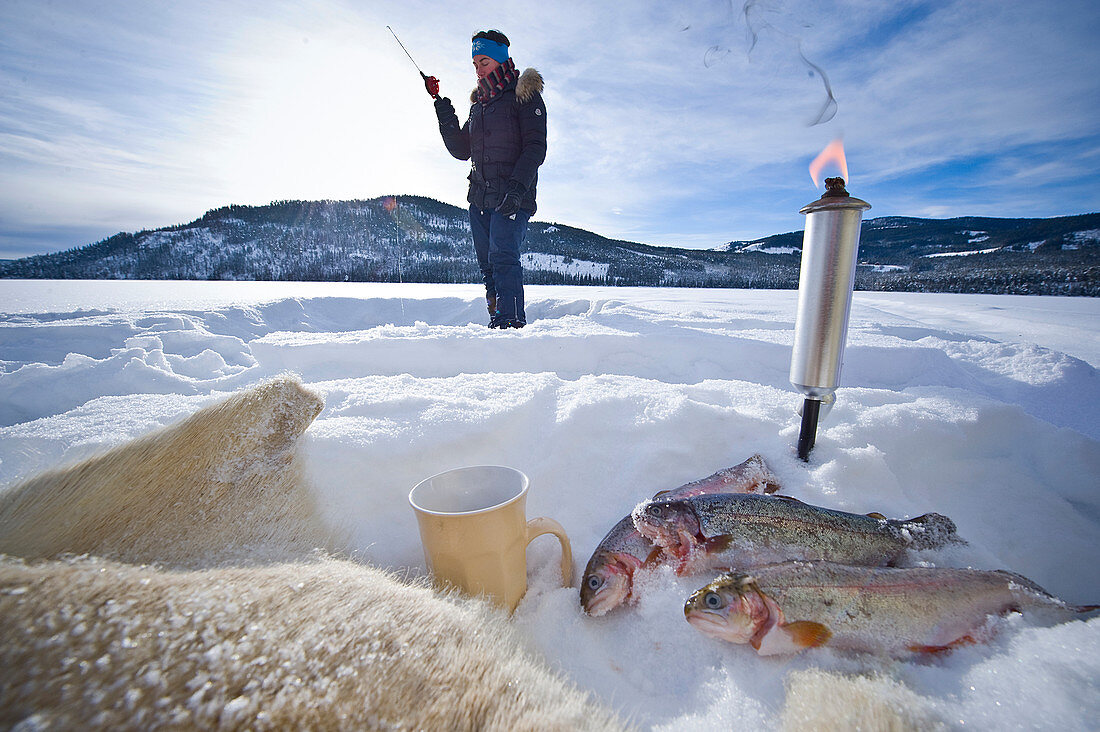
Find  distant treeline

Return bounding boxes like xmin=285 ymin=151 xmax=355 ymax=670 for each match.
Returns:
xmin=2 ymin=197 xmax=1097 ymax=296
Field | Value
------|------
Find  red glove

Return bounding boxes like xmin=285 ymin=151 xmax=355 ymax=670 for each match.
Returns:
xmin=423 ymin=75 xmax=440 ymax=98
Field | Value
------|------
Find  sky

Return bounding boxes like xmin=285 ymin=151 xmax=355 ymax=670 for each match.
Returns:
xmin=1 ymin=0 xmax=1099 ymax=259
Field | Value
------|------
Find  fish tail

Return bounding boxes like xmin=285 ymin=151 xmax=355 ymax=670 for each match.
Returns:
xmin=899 ymin=512 xmax=962 ymax=550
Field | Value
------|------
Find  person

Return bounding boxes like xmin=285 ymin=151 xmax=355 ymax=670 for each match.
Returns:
xmin=426 ymin=30 xmax=546 ymax=329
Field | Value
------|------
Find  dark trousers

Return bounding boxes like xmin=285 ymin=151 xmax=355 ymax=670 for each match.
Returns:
xmin=468 ymin=205 xmax=530 ymax=323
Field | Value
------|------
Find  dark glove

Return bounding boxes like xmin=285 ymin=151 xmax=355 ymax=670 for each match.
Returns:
xmin=423 ymin=75 xmax=440 ymax=98
xmin=495 ymin=182 xmax=525 ymax=219
xmin=434 ymin=95 xmax=455 ymax=121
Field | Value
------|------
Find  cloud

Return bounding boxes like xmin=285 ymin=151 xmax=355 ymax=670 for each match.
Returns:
xmin=1 ymin=0 xmax=1098 ymax=258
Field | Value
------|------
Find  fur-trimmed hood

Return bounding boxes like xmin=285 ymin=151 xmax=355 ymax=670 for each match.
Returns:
xmin=471 ymin=67 xmax=543 ymax=104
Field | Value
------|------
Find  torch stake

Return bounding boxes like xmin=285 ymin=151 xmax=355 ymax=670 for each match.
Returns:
xmin=797 ymin=398 xmax=820 ymax=461
xmin=789 ymin=177 xmax=870 ymax=461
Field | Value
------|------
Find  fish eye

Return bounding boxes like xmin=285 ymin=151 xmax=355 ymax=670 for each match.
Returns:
xmin=586 ymin=575 xmax=602 ymax=591
xmin=704 ymin=592 xmax=724 ymax=609
xmin=646 ymin=504 xmax=663 ymax=518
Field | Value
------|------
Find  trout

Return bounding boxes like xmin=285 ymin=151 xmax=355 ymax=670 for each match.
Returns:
xmin=632 ymin=493 xmax=959 ymax=574
xmin=580 ymin=455 xmax=780 ymax=616
xmin=684 ymin=561 xmax=1100 ymax=656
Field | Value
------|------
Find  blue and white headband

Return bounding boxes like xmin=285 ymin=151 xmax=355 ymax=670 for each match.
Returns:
xmin=472 ymin=37 xmax=509 ymax=63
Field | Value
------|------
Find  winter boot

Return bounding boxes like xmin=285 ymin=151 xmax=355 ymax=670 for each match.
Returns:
xmin=486 ymin=294 xmax=499 ymax=328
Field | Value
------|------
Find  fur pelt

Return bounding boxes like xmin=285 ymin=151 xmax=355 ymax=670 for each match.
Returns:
xmin=0 ymin=555 xmax=623 ymax=730
xmin=780 ymin=669 xmax=944 ymax=731
xmin=471 ymin=67 xmax=543 ymax=104
xmin=516 ymin=67 xmax=544 ymax=103
xmin=0 ymin=376 xmax=333 ymax=568
xmin=0 ymin=377 xmax=625 ymax=730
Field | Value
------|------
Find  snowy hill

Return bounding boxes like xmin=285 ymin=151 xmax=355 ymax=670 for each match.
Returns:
xmin=2 ymin=197 xmax=1097 ymax=294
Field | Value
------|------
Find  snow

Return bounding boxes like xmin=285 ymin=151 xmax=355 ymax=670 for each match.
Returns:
xmin=2 ymin=279 xmax=1099 ymax=728
xmin=960 ymin=230 xmax=991 ymax=244
xmin=521 ymin=252 xmax=611 ymax=279
xmin=924 ymin=247 xmax=1002 ymax=258
xmin=740 ymin=243 xmax=801 ymax=255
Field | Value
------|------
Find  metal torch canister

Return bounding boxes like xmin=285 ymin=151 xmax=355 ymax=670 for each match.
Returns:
xmin=790 ymin=177 xmax=871 ymax=460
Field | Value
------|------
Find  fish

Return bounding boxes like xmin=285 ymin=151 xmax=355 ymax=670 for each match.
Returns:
xmin=684 ymin=561 xmax=1100 ymax=657
xmin=632 ymin=493 xmax=959 ymax=574
xmin=580 ymin=454 xmax=780 ymax=616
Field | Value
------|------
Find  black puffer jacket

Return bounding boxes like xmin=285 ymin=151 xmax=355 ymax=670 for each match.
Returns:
xmin=434 ymin=68 xmax=547 ymax=214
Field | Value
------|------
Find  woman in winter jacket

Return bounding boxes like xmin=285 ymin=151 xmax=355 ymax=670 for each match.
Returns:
xmin=429 ymin=29 xmax=547 ymax=328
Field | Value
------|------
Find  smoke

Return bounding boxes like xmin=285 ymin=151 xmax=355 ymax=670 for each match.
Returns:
xmin=685 ymin=0 xmax=839 ymax=127
xmin=796 ymin=46 xmax=838 ymax=126
xmin=742 ymin=0 xmax=838 ymax=126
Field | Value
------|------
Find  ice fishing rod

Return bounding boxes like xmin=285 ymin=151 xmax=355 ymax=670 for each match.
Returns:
xmin=387 ymin=25 xmax=439 ymax=99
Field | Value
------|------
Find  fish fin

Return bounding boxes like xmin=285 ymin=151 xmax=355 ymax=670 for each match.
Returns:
xmin=865 ymin=512 xmax=887 ymax=520
xmin=773 ymin=495 xmax=805 ymax=504
xmin=784 ymin=621 xmax=832 ymax=648
xmin=703 ymin=534 xmax=734 ymax=554
xmin=652 ymin=489 xmax=671 ymax=499
xmin=1073 ymin=604 xmax=1100 ymax=615
xmin=908 ymin=634 xmax=977 ymax=655
xmin=753 ymin=622 xmax=830 ymax=655
xmin=642 ymin=546 xmax=665 ymax=568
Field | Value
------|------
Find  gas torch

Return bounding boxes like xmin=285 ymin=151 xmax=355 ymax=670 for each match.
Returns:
xmin=790 ymin=176 xmax=871 ymax=461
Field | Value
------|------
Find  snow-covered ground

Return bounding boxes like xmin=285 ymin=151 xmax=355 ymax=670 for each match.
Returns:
xmin=2 ymin=280 xmax=1098 ymax=729
xmin=522 ymin=252 xmax=611 ymax=279
xmin=924 ymin=247 xmax=1002 ymax=258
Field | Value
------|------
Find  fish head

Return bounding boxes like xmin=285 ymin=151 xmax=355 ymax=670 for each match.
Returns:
xmin=684 ymin=572 xmax=774 ymax=645
xmin=631 ymin=499 xmax=701 ymax=560
xmin=580 ymin=551 xmax=641 ymax=616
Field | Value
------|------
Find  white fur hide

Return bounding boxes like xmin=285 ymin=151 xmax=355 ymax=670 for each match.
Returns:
xmin=0 ymin=377 xmax=623 ymax=730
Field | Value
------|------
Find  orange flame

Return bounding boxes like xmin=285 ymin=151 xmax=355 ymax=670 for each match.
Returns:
xmin=809 ymin=138 xmax=848 ymax=188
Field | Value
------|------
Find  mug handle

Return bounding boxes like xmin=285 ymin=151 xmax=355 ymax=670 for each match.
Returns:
xmin=526 ymin=517 xmax=573 ymax=588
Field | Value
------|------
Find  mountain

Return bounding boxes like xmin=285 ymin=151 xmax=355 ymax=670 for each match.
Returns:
xmin=725 ymin=212 xmax=1100 ymax=295
xmin=2 ymin=196 xmax=1097 ymax=295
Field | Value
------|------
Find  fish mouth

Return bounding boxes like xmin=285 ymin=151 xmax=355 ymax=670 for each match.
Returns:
xmin=580 ymin=555 xmax=635 ymax=616
xmin=685 ymin=575 xmax=777 ymax=647
xmin=583 ymin=582 xmax=627 ymax=616
xmin=686 ymin=609 xmax=754 ymax=644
